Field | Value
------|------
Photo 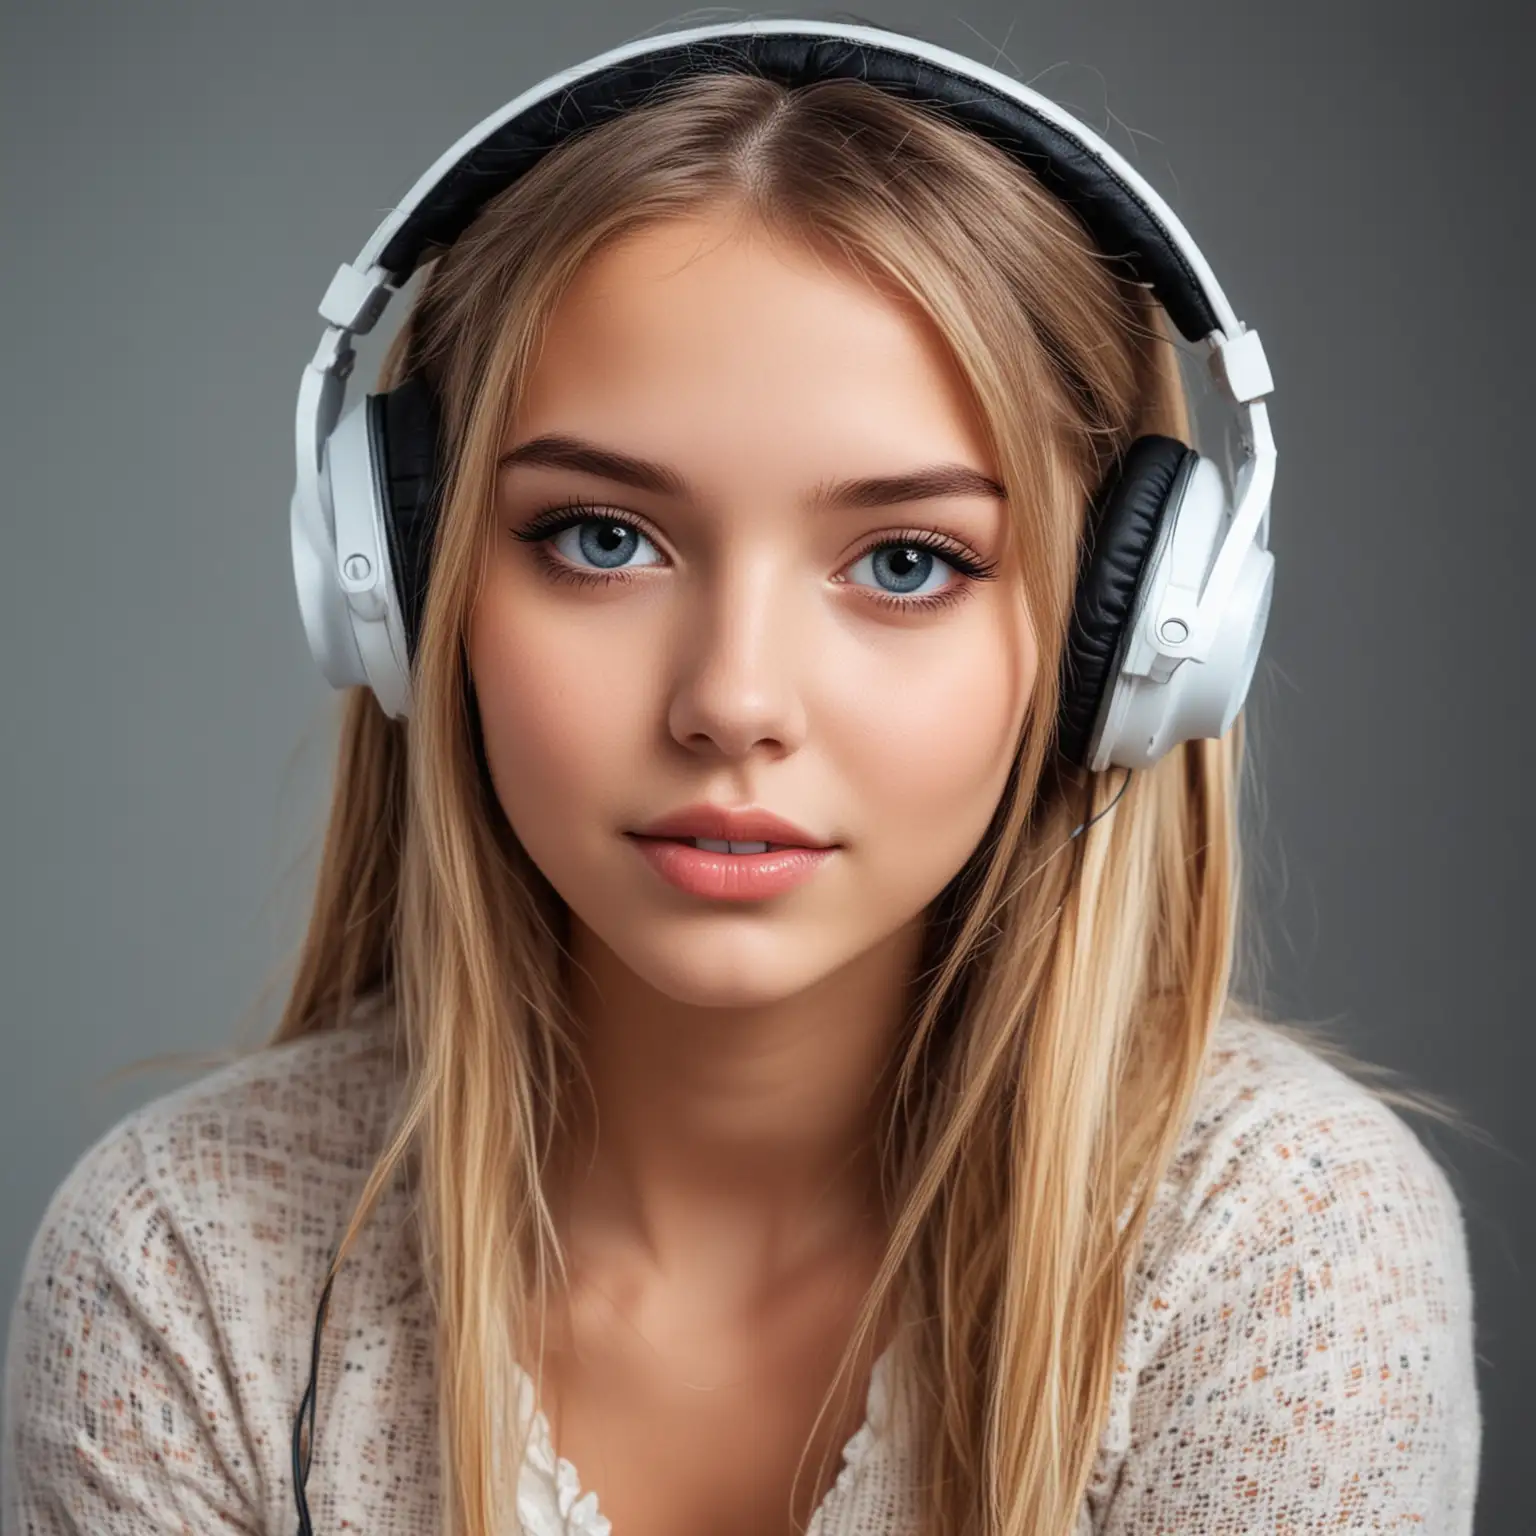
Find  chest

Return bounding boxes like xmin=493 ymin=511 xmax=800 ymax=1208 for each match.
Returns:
xmin=530 ymin=1275 xmax=890 ymax=1536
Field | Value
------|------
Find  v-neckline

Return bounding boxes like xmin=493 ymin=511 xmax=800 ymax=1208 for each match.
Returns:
xmin=511 ymin=1340 xmax=898 ymax=1536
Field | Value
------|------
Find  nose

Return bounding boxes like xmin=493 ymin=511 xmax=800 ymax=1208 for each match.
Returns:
xmin=665 ymin=555 xmax=810 ymax=761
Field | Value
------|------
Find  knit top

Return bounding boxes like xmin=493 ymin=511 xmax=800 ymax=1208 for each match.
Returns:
xmin=3 ymin=1009 xmax=1480 ymax=1534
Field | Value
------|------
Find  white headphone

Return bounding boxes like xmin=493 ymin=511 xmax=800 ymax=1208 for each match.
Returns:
xmin=289 ymin=17 xmax=1275 ymax=772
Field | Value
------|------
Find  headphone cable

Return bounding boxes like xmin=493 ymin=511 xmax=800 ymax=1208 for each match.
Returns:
xmin=292 ymin=1254 xmax=338 ymax=1536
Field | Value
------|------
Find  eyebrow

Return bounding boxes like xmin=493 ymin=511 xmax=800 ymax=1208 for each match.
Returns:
xmin=497 ymin=433 xmax=1006 ymax=510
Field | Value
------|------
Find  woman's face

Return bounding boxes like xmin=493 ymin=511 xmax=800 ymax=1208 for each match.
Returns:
xmin=469 ymin=210 xmax=1038 ymax=1008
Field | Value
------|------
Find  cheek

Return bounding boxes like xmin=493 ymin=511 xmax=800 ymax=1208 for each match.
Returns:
xmin=823 ymin=600 xmax=1035 ymax=859
xmin=466 ymin=583 xmax=653 ymax=843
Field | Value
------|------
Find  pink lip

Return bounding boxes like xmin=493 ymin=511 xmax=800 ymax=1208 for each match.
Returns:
xmin=630 ymin=804 xmax=833 ymax=849
xmin=626 ymin=803 xmax=839 ymax=902
xmin=627 ymin=838 xmax=836 ymax=901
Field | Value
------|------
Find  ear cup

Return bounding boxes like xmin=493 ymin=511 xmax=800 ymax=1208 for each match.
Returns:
xmin=368 ymin=375 xmax=446 ymax=665
xmin=1056 ymin=434 xmax=1196 ymax=768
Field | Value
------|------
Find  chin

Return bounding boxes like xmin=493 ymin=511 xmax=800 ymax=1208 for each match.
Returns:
xmin=597 ymin=914 xmax=847 ymax=1011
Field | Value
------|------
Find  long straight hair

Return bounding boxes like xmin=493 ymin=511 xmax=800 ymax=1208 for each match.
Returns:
xmin=267 ymin=70 xmax=1270 ymax=1535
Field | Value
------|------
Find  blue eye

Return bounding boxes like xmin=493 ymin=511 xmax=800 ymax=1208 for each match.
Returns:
xmin=846 ymin=543 xmax=956 ymax=598
xmin=549 ymin=517 xmax=663 ymax=571
xmin=514 ymin=504 xmax=998 ymax=610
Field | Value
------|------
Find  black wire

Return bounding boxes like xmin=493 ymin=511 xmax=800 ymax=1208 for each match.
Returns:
xmin=292 ymin=1256 xmax=339 ymax=1536
xmin=1067 ymin=765 xmax=1134 ymax=840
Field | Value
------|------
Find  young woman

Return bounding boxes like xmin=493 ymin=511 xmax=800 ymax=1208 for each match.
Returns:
xmin=2 ymin=22 xmax=1479 ymax=1536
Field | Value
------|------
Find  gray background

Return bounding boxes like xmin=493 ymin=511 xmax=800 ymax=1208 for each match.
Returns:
xmin=2 ymin=0 xmax=1529 ymax=1526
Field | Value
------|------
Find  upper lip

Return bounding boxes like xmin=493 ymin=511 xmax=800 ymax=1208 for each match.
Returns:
xmin=630 ymin=804 xmax=835 ymax=848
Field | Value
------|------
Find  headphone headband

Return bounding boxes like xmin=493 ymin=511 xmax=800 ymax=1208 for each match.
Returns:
xmin=324 ymin=20 xmax=1247 ymax=342
xmin=365 ymin=25 xmax=1223 ymax=339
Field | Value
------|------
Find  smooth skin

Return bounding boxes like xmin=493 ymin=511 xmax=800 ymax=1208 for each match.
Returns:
xmin=467 ymin=207 xmax=1037 ymax=1531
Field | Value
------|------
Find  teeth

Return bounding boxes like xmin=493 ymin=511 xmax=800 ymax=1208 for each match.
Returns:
xmin=691 ymin=838 xmax=771 ymax=854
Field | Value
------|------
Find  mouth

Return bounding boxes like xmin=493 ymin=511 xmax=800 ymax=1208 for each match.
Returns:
xmin=624 ymin=831 xmax=838 ymax=901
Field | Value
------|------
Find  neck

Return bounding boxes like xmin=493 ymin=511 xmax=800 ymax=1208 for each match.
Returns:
xmin=546 ymin=915 xmax=920 ymax=1297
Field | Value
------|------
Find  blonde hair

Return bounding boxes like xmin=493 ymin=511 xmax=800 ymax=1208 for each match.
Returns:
xmin=259 ymin=69 xmax=1278 ymax=1535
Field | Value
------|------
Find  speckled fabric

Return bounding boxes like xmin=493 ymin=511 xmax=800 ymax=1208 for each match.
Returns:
xmin=3 ymin=1012 xmax=1479 ymax=1534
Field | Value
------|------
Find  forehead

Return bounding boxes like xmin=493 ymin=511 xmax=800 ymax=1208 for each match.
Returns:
xmin=507 ymin=211 xmax=994 ymax=488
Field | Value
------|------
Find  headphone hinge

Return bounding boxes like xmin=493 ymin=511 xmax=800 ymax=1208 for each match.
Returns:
xmin=319 ymin=262 xmax=393 ymax=335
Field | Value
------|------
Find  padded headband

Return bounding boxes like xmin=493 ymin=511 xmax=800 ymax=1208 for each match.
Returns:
xmin=369 ymin=30 xmax=1217 ymax=342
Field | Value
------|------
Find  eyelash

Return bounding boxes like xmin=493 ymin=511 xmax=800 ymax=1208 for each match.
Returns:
xmin=510 ymin=498 xmax=1000 ymax=612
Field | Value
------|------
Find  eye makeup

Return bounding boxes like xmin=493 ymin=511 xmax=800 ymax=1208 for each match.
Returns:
xmin=507 ymin=497 xmax=1001 ymax=613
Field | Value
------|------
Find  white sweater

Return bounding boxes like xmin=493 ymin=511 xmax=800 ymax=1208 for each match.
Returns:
xmin=2 ymin=1012 xmax=1480 ymax=1535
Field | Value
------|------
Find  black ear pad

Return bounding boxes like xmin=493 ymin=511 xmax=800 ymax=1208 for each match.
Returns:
xmin=1056 ymin=434 xmax=1196 ymax=768
xmin=368 ymin=375 xmax=446 ymax=664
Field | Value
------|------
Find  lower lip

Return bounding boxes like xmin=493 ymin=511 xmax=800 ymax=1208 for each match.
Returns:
xmin=627 ymin=836 xmax=837 ymax=901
